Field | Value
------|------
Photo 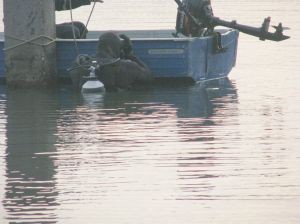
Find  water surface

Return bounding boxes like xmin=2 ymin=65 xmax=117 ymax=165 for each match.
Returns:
xmin=0 ymin=1 xmax=300 ymax=223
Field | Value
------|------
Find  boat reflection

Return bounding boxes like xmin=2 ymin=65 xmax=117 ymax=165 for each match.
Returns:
xmin=77 ymin=78 xmax=238 ymax=119
xmin=1 ymin=79 xmax=238 ymax=222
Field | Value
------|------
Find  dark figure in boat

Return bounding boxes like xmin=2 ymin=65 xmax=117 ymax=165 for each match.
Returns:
xmin=175 ymin=0 xmax=226 ymax=52
xmin=69 ymin=32 xmax=153 ymax=91
xmin=55 ymin=0 xmax=103 ymax=39
xmin=56 ymin=21 xmax=88 ymax=39
xmin=175 ymin=0 xmax=214 ymax=37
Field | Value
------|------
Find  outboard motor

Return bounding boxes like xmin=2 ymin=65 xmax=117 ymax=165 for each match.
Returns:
xmin=81 ymin=62 xmax=105 ymax=93
xmin=174 ymin=0 xmax=290 ymax=41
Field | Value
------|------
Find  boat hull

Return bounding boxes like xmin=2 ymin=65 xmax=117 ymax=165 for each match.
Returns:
xmin=0 ymin=29 xmax=239 ymax=82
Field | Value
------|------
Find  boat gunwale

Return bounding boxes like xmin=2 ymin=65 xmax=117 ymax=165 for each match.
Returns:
xmin=57 ymin=29 xmax=236 ymax=42
xmin=0 ymin=29 xmax=236 ymax=42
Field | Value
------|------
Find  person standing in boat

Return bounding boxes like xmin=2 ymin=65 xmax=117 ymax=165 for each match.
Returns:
xmin=175 ymin=0 xmax=225 ymax=52
xmin=175 ymin=0 xmax=214 ymax=37
xmin=55 ymin=0 xmax=104 ymax=39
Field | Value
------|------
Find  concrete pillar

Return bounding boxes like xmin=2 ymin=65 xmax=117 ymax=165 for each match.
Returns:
xmin=3 ymin=0 xmax=57 ymax=87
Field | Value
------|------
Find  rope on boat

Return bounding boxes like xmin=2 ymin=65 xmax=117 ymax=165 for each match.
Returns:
xmin=3 ymin=35 xmax=56 ymax=51
xmin=68 ymin=0 xmax=98 ymax=56
xmin=68 ymin=0 xmax=80 ymax=56
xmin=66 ymin=2 xmax=121 ymax=74
xmin=82 ymin=1 xmax=97 ymax=38
xmin=68 ymin=55 xmax=121 ymax=72
xmin=195 ymin=75 xmax=228 ymax=85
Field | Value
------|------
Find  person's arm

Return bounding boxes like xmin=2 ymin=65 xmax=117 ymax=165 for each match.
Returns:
xmin=119 ymin=33 xmax=145 ymax=67
xmin=55 ymin=0 xmax=103 ymax=11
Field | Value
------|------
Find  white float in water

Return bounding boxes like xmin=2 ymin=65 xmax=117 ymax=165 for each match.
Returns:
xmin=81 ymin=64 xmax=105 ymax=93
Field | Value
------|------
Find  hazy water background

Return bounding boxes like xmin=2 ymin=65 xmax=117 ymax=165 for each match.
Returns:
xmin=0 ymin=0 xmax=300 ymax=223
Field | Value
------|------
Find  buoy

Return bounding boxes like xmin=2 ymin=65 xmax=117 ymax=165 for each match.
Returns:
xmin=81 ymin=65 xmax=105 ymax=93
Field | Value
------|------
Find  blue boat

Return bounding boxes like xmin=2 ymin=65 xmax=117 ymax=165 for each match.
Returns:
xmin=0 ymin=29 xmax=239 ymax=82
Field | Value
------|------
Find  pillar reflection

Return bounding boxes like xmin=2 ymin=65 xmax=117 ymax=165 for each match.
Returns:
xmin=4 ymin=88 xmax=60 ymax=223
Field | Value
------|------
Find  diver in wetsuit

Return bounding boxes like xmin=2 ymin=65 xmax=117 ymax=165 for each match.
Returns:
xmin=69 ymin=32 xmax=153 ymax=91
xmin=95 ymin=32 xmax=153 ymax=91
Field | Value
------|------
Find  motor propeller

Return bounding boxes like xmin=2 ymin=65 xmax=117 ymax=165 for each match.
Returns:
xmin=258 ymin=17 xmax=290 ymax=41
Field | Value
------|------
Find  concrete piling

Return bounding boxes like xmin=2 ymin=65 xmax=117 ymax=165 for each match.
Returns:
xmin=3 ymin=0 xmax=57 ymax=87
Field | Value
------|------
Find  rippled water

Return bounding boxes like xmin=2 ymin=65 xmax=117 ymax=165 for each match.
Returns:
xmin=1 ymin=1 xmax=300 ymax=223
